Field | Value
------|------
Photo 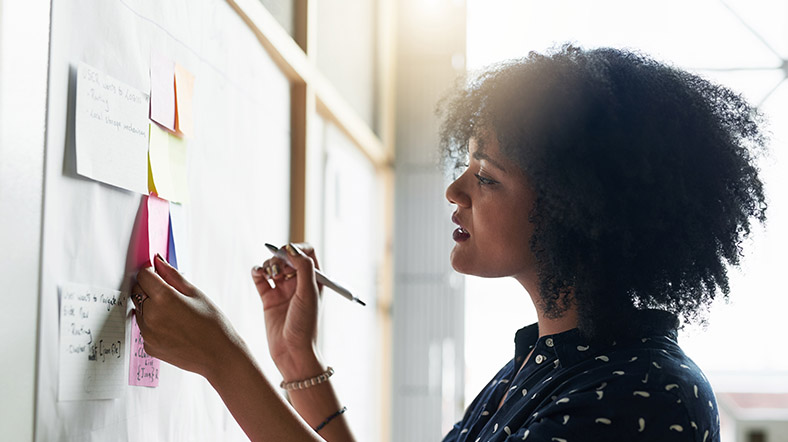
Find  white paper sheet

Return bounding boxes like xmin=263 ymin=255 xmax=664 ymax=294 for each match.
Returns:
xmin=75 ymin=62 xmax=150 ymax=194
xmin=58 ymin=283 xmax=127 ymax=401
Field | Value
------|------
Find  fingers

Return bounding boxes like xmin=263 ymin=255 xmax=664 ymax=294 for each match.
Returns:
xmin=135 ymin=266 xmax=169 ymax=298
xmin=130 ymin=282 xmax=147 ymax=312
xmin=290 ymin=242 xmax=320 ymax=270
xmin=130 ymin=283 xmax=148 ymax=307
xmin=152 ymin=253 xmax=195 ymax=296
xmin=129 ymin=283 xmax=150 ymax=335
xmin=250 ymin=243 xmax=318 ymax=298
xmin=284 ymin=243 xmax=320 ymax=291
xmin=251 ymin=265 xmax=275 ymax=295
xmin=260 ymin=257 xmax=292 ymax=279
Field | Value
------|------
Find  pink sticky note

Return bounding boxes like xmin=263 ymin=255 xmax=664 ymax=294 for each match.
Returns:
xmin=130 ymin=198 xmax=151 ymax=270
xmin=147 ymin=194 xmax=170 ymax=265
xmin=174 ymin=63 xmax=195 ymax=137
xmin=150 ymin=52 xmax=176 ymax=131
xmin=129 ymin=313 xmax=160 ymax=387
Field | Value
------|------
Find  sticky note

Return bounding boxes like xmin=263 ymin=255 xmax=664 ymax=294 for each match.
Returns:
xmin=58 ymin=283 xmax=126 ymax=401
xmin=127 ymin=194 xmax=167 ymax=387
xmin=130 ymin=194 xmax=170 ymax=271
xmin=169 ymin=202 xmax=189 ymax=274
xmin=174 ymin=63 xmax=195 ymax=137
xmin=150 ymin=52 xmax=176 ymax=131
xmin=167 ymin=216 xmax=178 ymax=270
xmin=75 ymin=62 xmax=150 ymax=194
xmin=147 ymin=194 xmax=170 ymax=265
xmin=129 ymin=314 xmax=160 ymax=387
xmin=130 ymin=198 xmax=151 ymax=270
xmin=148 ymin=123 xmax=188 ymax=203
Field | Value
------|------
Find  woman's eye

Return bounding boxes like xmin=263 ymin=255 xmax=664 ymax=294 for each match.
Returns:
xmin=474 ymin=173 xmax=498 ymax=185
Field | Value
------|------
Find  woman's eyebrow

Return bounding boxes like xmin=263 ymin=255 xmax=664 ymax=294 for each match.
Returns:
xmin=472 ymin=150 xmax=508 ymax=173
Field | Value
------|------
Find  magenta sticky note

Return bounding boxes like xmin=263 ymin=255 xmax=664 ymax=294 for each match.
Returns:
xmin=129 ymin=198 xmax=151 ymax=270
xmin=129 ymin=313 xmax=160 ymax=387
xmin=147 ymin=194 xmax=170 ymax=265
xmin=150 ymin=52 xmax=176 ymax=131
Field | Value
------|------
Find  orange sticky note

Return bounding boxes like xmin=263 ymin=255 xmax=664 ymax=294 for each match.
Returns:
xmin=174 ymin=64 xmax=195 ymax=137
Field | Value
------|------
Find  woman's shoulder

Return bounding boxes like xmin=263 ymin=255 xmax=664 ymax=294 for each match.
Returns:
xmin=544 ymin=333 xmax=719 ymax=440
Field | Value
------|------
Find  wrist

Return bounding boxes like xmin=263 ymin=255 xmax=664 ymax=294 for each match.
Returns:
xmin=203 ymin=333 xmax=254 ymax=385
xmin=275 ymin=348 xmax=326 ymax=382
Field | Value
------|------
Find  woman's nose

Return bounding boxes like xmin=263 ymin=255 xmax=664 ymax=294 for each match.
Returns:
xmin=446 ymin=175 xmax=470 ymax=207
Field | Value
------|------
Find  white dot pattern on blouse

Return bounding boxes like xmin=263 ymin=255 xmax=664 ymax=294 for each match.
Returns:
xmin=442 ymin=310 xmax=720 ymax=442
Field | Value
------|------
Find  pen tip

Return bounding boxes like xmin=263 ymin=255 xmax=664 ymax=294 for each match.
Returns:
xmin=355 ymin=298 xmax=366 ymax=306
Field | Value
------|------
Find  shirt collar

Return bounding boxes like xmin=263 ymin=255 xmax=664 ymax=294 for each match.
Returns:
xmin=513 ymin=309 xmax=680 ymax=367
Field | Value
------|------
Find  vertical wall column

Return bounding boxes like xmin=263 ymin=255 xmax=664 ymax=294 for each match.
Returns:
xmin=289 ymin=0 xmax=316 ymax=242
xmin=290 ymin=82 xmax=315 ymax=243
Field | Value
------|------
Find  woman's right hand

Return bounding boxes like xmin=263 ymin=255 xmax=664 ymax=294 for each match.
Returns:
xmin=250 ymin=243 xmax=325 ymax=380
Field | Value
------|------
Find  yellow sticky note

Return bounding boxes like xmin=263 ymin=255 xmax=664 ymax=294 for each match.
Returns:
xmin=148 ymin=154 xmax=158 ymax=195
xmin=174 ymin=64 xmax=195 ymax=138
xmin=148 ymin=123 xmax=188 ymax=202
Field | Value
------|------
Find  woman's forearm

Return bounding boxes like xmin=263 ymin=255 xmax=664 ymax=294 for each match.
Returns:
xmin=205 ymin=342 xmax=326 ymax=442
xmin=272 ymin=354 xmax=357 ymax=442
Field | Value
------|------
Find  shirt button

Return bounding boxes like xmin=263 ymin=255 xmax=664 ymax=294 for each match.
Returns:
xmin=535 ymin=355 xmax=546 ymax=364
xmin=545 ymin=338 xmax=554 ymax=347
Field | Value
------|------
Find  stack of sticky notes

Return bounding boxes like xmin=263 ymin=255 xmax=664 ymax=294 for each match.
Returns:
xmin=148 ymin=52 xmax=194 ymax=203
xmin=71 ymin=57 xmax=197 ymax=390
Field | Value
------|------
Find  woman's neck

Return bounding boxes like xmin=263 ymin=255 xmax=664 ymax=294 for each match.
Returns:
xmin=516 ymin=274 xmax=579 ymax=337
xmin=534 ymin=304 xmax=579 ymax=337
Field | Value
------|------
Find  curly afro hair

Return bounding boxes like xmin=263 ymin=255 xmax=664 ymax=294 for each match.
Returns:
xmin=438 ymin=45 xmax=768 ymax=342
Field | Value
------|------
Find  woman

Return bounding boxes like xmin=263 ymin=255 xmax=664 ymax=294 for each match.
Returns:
xmin=132 ymin=45 xmax=767 ymax=441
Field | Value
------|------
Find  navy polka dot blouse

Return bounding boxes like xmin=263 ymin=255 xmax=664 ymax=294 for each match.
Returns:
xmin=443 ymin=310 xmax=719 ymax=442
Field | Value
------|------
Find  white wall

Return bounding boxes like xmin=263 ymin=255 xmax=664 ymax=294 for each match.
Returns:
xmin=0 ymin=0 xmax=51 ymax=440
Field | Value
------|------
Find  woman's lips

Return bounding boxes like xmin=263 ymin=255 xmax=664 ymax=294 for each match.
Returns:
xmin=453 ymin=227 xmax=470 ymax=242
xmin=451 ymin=213 xmax=470 ymax=241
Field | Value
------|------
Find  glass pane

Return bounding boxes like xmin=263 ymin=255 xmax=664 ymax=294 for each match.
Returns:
xmin=258 ymin=0 xmax=294 ymax=37
xmin=317 ymin=0 xmax=378 ymax=132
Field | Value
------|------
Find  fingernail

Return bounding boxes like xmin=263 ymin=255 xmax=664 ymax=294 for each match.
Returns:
xmin=263 ymin=266 xmax=272 ymax=278
xmin=285 ymin=243 xmax=297 ymax=257
xmin=287 ymin=243 xmax=307 ymax=257
xmin=155 ymin=253 xmax=166 ymax=264
xmin=271 ymin=264 xmax=280 ymax=277
xmin=252 ymin=265 xmax=263 ymax=273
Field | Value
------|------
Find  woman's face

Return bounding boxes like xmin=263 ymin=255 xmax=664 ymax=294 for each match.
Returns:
xmin=446 ymin=135 xmax=537 ymax=280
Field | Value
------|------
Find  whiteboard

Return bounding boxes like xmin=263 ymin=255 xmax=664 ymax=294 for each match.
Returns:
xmin=36 ymin=0 xmax=291 ymax=440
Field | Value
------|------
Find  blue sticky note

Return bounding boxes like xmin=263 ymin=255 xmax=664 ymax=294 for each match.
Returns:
xmin=168 ymin=215 xmax=178 ymax=270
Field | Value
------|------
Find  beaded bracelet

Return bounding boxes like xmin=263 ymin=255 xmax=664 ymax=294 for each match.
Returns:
xmin=279 ymin=366 xmax=334 ymax=391
xmin=315 ymin=406 xmax=347 ymax=432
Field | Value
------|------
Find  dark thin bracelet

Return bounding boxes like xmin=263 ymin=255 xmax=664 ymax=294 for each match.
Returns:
xmin=314 ymin=406 xmax=347 ymax=433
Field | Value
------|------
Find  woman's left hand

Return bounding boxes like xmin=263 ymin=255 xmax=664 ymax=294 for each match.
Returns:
xmin=131 ymin=254 xmax=245 ymax=380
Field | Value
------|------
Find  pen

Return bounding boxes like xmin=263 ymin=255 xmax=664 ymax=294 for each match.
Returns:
xmin=265 ymin=243 xmax=366 ymax=306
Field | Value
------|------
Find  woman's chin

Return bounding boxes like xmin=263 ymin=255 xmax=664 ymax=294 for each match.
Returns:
xmin=449 ymin=248 xmax=467 ymax=274
xmin=449 ymin=248 xmax=478 ymax=276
